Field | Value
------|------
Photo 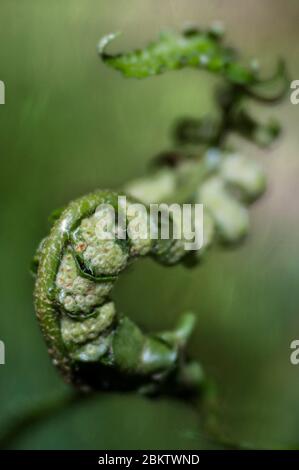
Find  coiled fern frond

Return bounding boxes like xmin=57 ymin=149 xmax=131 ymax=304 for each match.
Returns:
xmin=34 ymin=190 xmax=205 ymax=395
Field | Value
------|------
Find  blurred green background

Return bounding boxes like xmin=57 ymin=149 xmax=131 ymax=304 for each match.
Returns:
xmin=0 ymin=0 xmax=299 ymax=449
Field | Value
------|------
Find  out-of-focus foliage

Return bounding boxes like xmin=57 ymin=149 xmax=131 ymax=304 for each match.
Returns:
xmin=0 ymin=0 xmax=299 ymax=450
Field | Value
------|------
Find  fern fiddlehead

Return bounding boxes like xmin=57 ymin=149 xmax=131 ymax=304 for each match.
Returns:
xmin=34 ymin=190 xmax=205 ymax=395
xmin=33 ymin=24 xmax=288 ymax=402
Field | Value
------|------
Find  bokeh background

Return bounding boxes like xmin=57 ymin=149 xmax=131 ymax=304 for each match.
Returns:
xmin=0 ymin=0 xmax=299 ymax=449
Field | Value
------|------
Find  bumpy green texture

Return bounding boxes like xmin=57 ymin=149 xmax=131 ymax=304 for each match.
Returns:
xmin=99 ymin=26 xmax=288 ymax=149
xmin=34 ymin=190 xmax=204 ymax=394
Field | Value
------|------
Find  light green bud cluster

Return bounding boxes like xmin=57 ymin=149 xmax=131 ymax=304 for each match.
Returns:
xmin=197 ymin=152 xmax=266 ymax=244
xmin=72 ymin=335 xmax=113 ymax=363
xmin=33 ymin=149 xmax=267 ymax=392
xmin=33 ymin=25 xmax=285 ymax=399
